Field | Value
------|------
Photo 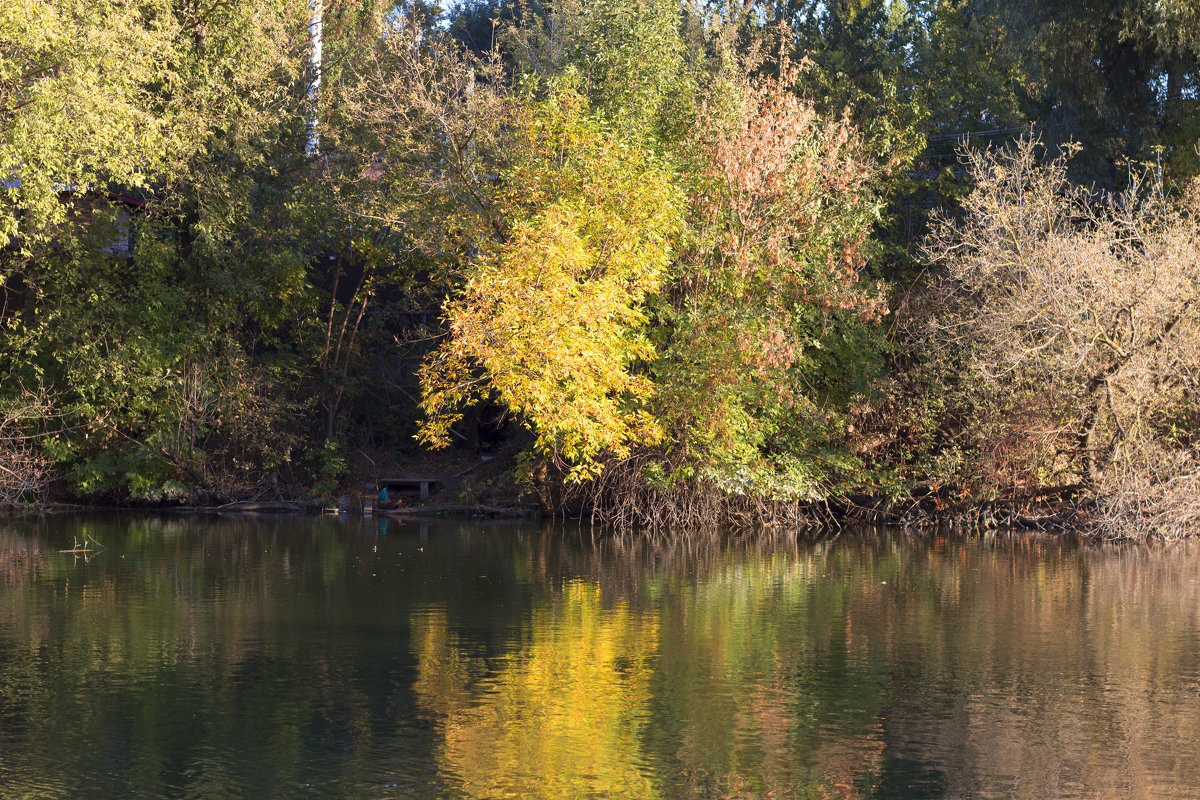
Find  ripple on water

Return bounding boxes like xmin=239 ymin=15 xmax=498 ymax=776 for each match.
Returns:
xmin=2 ymin=522 xmax=1200 ymax=798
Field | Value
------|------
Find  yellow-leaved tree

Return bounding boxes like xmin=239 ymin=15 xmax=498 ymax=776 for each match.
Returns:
xmin=417 ymin=91 xmax=681 ymax=479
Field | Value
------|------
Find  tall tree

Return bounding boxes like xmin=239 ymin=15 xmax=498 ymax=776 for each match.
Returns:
xmin=774 ymin=0 xmax=927 ymax=167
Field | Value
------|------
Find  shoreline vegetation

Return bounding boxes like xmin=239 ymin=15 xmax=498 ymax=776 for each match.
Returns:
xmin=3 ymin=1 xmax=1199 ymax=540
xmin=22 ymin=481 xmax=1095 ymax=538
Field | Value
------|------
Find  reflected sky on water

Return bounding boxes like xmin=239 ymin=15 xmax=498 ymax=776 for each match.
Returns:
xmin=0 ymin=515 xmax=1198 ymax=799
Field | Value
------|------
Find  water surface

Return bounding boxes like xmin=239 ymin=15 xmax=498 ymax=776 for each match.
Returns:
xmin=0 ymin=515 xmax=1198 ymax=799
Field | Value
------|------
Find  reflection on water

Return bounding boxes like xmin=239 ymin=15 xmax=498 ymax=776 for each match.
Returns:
xmin=0 ymin=517 xmax=1198 ymax=799
xmin=414 ymin=586 xmax=659 ymax=798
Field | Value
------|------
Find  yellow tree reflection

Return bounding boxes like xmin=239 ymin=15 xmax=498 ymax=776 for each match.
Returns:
xmin=412 ymin=582 xmax=660 ymax=799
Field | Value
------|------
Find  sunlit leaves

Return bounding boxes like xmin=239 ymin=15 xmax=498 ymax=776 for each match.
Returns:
xmin=0 ymin=0 xmax=184 ymax=249
xmin=0 ymin=0 xmax=316 ymax=500
xmin=418 ymin=92 xmax=681 ymax=479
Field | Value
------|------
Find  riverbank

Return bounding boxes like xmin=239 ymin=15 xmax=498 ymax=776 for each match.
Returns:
xmin=11 ymin=437 xmax=1176 ymax=540
xmin=17 ymin=477 xmax=1113 ymax=539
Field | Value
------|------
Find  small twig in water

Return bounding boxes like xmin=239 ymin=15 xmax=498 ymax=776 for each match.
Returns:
xmin=58 ymin=535 xmax=106 ymax=554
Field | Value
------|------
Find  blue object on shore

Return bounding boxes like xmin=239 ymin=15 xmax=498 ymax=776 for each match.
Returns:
xmin=378 ymin=486 xmax=388 ymax=503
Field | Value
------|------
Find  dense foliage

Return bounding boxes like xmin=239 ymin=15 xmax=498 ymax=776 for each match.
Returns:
xmin=2 ymin=0 xmax=1199 ymax=536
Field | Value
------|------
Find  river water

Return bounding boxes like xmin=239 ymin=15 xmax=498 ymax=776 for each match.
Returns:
xmin=0 ymin=515 xmax=1198 ymax=799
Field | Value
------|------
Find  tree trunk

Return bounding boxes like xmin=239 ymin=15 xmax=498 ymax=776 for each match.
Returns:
xmin=1077 ymin=392 xmax=1104 ymax=488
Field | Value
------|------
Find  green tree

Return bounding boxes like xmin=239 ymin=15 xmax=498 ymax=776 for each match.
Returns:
xmin=773 ymin=0 xmax=927 ymax=168
xmin=502 ymin=0 xmax=696 ymax=144
xmin=970 ymin=0 xmax=1200 ymax=184
xmin=0 ymin=0 xmax=192 ymax=248
xmin=649 ymin=47 xmax=887 ymax=504
xmin=0 ymin=0 xmax=327 ymax=500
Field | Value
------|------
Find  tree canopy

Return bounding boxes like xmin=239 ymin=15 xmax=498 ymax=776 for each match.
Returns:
xmin=2 ymin=0 xmax=1198 ymax=536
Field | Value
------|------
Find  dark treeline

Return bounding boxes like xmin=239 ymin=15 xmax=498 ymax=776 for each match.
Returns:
xmin=1 ymin=0 xmax=1198 ymax=538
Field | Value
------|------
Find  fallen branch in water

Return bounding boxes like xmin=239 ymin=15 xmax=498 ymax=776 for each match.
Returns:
xmin=58 ymin=535 xmax=105 ymax=553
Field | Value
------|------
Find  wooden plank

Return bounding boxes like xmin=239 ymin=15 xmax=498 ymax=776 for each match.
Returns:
xmin=380 ymin=477 xmax=440 ymax=501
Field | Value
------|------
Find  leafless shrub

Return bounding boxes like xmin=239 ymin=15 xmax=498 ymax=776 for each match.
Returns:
xmin=915 ymin=139 xmax=1200 ymax=538
xmin=1098 ymin=443 xmax=1200 ymax=540
xmin=0 ymin=390 xmax=56 ymax=510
